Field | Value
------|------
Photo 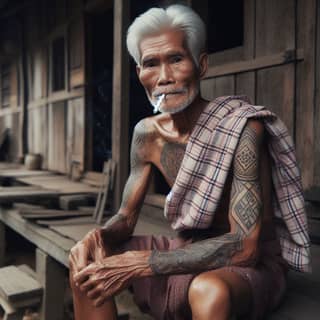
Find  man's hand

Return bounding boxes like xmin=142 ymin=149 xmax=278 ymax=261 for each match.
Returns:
xmin=73 ymin=250 xmax=153 ymax=307
xmin=69 ymin=228 xmax=108 ymax=273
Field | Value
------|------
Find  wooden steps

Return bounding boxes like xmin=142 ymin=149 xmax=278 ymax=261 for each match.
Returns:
xmin=0 ymin=265 xmax=43 ymax=320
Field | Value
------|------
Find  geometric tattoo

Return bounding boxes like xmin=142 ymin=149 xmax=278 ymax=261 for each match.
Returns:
xmin=149 ymin=122 xmax=264 ymax=275
xmin=231 ymin=125 xmax=263 ymax=235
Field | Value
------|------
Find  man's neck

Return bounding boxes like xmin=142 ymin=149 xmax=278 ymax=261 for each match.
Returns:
xmin=170 ymin=95 xmax=209 ymax=135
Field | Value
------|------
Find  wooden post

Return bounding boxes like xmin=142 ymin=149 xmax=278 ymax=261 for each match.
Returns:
xmin=0 ymin=222 xmax=5 ymax=267
xmin=36 ymin=249 xmax=66 ymax=320
xmin=112 ymin=0 xmax=130 ymax=210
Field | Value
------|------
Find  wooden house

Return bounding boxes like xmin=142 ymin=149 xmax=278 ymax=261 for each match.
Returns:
xmin=0 ymin=0 xmax=319 ymax=211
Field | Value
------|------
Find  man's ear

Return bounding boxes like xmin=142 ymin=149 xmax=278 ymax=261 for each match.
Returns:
xmin=198 ymin=53 xmax=208 ymax=79
xmin=136 ymin=65 xmax=141 ymax=78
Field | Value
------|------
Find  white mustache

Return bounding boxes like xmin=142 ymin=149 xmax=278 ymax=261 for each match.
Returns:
xmin=152 ymin=88 xmax=187 ymax=98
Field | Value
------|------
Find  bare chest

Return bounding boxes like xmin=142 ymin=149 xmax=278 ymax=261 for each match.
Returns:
xmin=153 ymin=141 xmax=187 ymax=187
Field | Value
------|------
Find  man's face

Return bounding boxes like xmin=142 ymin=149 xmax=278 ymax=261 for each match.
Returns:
xmin=137 ymin=29 xmax=204 ymax=114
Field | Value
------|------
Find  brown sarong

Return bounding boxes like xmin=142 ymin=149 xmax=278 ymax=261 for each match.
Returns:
xmin=119 ymin=234 xmax=287 ymax=320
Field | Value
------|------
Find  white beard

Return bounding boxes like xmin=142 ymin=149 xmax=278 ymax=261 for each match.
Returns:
xmin=147 ymin=85 xmax=199 ymax=115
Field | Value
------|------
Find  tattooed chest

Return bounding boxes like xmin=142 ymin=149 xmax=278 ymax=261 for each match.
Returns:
xmin=159 ymin=142 xmax=187 ymax=185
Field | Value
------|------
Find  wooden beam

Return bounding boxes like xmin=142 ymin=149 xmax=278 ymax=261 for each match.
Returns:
xmin=36 ymin=249 xmax=66 ymax=320
xmin=112 ymin=0 xmax=130 ymax=210
xmin=204 ymin=49 xmax=304 ymax=79
xmin=0 ymin=222 xmax=5 ymax=267
xmin=0 ymin=209 xmax=74 ymax=267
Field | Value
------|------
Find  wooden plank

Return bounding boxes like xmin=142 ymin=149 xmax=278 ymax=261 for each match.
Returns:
xmin=255 ymin=0 xmax=295 ymax=56
xmin=36 ymin=249 xmax=65 ymax=320
xmin=59 ymin=194 xmax=95 ymax=210
xmin=112 ymin=0 xmax=130 ymax=209
xmin=256 ymin=64 xmax=295 ymax=135
xmin=0 ymin=265 xmax=42 ymax=303
xmin=0 ymin=221 xmax=5 ymax=267
xmin=214 ymin=75 xmax=235 ymax=98
xmin=36 ymin=216 xmax=107 ymax=226
xmin=0 ymin=169 xmax=53 ymax=178
xmin=235 ymin=72 xmax=255 ymax=103
xmin=296 ymin=0 xmax=317 ymax=189
xmin=0 ymin=209 xmax=74 ymax=267
xmin=20 ymin=209 xmax=92 ymax=220
xmin=28 ymin=106 xmax=49 ymax=168
xmin=67 ymin=97 xmax=85 ymax=173
xmin=315 ymin=0 xmax=320 ymax=185
xmin=16 ymin=175 xmax=100 ymax=194
xmin=204 ymin=49 xmax=303 ymax=79
xmin=50 ymin=223 xmax=99 ymax=242
xmin=200 ymin=78 xmax=215 ymax=101
xmin=48 ymin=101 xmax=67 ymax=173
xmin=0 ymin=189 xmax=60 ymax=203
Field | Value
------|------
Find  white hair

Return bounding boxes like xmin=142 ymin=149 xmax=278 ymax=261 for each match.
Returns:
xmin=126 ymin=4 xmax=206 ymax=66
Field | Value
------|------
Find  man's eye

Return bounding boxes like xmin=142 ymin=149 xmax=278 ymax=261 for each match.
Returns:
xmin=171 ymin=56 xmax=183 ymax=63
xmin=143 ymin=61 xmax=157 ymax=68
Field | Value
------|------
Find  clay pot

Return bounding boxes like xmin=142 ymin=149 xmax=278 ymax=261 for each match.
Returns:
xmin=24 ymin=153 xmax=42 ymax=170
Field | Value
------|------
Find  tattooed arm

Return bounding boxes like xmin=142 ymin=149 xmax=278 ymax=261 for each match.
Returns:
xmin=69 ymin=119 xmax=153 ymax=272
xmin=100 ymin=119 xmax=154 ymax=242
xmin=149 ymin=120 xmax=264 ymax=274
xmin=73 ymin=120 xmax=264 ymax=302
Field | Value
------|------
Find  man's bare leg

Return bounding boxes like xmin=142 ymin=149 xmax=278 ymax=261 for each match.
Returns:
xmin=188 ymin=268 xmax=252 ymax=320
xmin=70 ymin=270 xmax=117 ymax=320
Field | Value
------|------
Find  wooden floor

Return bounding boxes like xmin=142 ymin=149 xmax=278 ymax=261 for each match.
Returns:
xmin=0 ymin=163 xmax=319 ymax=319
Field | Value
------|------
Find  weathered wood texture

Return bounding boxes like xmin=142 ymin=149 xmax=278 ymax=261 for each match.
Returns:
xmin=36 ymin=249 xmax=66 ymax=320
xmin=112 ymin=0 xmax=130 ymax=209
xmin=315 ymin=0 xmax=320 ymax=186
xmin=201 ymin=0 xmax=317 ymax=189
xmin=67 ymin=97 xmax=85 ymax=172
xmin=48 ymin=101 xmax=67 ymax=173
xmin=295 ymin=0 xmax=317 ymax=188
xmin=0 ymin=265 xmax=42 ymax=304
xmin=0 ymin=113 xmax=21 ymax=162
xmin=0 ymin=209 xmax=74 ymax=267
xmin=28 ymin=106 xmax=49 ymax=168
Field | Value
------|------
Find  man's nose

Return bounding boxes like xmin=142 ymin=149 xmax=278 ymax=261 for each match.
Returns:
xmin=157 ymin=64 xmax=174 ymax=86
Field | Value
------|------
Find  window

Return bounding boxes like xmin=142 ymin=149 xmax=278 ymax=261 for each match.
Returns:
xmin=193 ymin=0 xmax=244 ymax=54
xmin=52 ymin=37 xmax=66 ymax=91
xmin=0 ymin=63 xmax=11 ymax=108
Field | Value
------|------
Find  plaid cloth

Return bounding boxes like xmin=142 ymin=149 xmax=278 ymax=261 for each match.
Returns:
xmin=164 ymin=96 xmax=311 ymax=272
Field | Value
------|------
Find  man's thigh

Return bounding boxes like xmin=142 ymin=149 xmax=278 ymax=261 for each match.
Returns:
xmin=117 ymin=235 xmax=194 ymax=320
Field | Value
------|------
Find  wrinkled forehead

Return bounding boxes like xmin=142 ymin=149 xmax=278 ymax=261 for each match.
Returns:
xmin=139 ymin=29 xmax=189 ymax=60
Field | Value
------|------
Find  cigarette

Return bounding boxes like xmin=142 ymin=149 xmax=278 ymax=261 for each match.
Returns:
xmin=153 ymin=94 xmax=165 ymax=114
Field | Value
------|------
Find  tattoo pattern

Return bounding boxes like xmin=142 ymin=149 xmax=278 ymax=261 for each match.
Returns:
xmin=231 ymin=125 xmax=263 ymax=235
xmin=149 ymin=122 xmax=264 ymax=276
xmin=160 ymin=142 xmax=186 ymax=184
xmin=149 ymin=232 xmax=243 ymax=275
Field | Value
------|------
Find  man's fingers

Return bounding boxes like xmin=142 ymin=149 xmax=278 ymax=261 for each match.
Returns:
xmin=94 ymin=295 xmax=106 ymax=308
xmin=69 ymin=243 xmax=91 ymax=272
xmin=79 ymin=278 xmax=94 ymax=293
xmin=73 ymin=267 xmax=91 ymax=285
xmin=87 ymin=286 xmax=101 ymax=299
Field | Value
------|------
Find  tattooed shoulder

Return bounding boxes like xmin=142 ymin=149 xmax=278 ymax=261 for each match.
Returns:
xmin=130 ymin=119 xmax=156 ymax=168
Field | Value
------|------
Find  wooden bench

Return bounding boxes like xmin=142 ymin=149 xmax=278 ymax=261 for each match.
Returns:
xmin=0 ymin=265 xmax=42 ymax=320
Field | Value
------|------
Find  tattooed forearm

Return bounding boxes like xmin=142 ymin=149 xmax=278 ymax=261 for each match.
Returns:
xmin=149 ymin=233 xmax=242 ymax=275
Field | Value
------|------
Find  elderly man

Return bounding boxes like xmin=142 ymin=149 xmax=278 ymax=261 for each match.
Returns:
xmin=69 ymin=5 xmax=311 ymax=320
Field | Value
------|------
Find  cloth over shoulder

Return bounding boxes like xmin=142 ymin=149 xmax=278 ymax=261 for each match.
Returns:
xmin=164 ymin=95 xmax=311 ymax=272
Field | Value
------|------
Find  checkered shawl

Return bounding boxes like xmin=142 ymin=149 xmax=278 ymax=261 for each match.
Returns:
xmin=164 ymin=96 xmax=311 ymax=272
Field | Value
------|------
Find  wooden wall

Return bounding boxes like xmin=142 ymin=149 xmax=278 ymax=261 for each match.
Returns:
xmin=199 ymin=0 xmax=318 ymax=189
